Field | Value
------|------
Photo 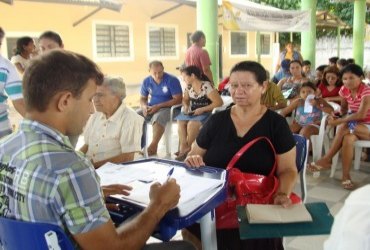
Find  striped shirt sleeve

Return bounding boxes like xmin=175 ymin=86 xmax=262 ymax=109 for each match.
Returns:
xmin=4 ymin=61 xmax=23 ymax=100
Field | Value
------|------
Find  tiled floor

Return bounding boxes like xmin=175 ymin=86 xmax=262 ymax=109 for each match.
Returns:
xmin=147 ymin=123 xmax=370 ymax=250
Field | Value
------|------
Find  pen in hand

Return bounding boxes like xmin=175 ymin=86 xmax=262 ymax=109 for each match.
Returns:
xmin=166 ymin=167 xmax=174 ymax=182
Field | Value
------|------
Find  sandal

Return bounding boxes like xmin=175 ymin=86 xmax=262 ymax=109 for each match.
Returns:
xmin=342 ymin=179 xmax=355 ymax=190
xmin=307 ymin=162 xmax=331 ymax=172
xmin=175 ymin=150 xmax=190 ymax=162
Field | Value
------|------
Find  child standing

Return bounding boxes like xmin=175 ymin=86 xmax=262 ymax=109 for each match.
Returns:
xmin=280 ymin=82 xmax=333 ymax=139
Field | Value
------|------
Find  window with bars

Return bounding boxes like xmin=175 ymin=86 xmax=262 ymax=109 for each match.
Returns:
xmin=149 ymin=27 xmax=176 ymax=57
xmin=260 ymin=33 xmax=271 ymax=55
xmin=230 ymin=32 xmax=247 ymax=55
xmin=95 ymin=24 xmax=130 ymax=58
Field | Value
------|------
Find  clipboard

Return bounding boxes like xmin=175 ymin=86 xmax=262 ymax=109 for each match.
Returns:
xmin=103 ymin=158 xmax=227 ymax=241
xmin=237 ymin=202 xmax=334 ymax=239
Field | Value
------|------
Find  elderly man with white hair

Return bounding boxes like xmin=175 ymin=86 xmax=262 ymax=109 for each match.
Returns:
xmin=80 ymin=76 xmax=144 ymax=168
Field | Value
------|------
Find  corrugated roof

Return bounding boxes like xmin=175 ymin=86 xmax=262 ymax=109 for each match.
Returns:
xmin=316 ymin=10 xmax=349 ymax=29
xmin=0 ymin=0 xmax=123 ymax=11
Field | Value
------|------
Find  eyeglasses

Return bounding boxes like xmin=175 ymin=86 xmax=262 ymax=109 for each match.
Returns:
xmin=230 ymin=82 xmax=256 ymax=89
xmin=93 ymin=93 xmax=106 ymax=99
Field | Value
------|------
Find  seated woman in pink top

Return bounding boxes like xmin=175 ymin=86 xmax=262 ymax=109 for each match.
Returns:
xmin=308 ymin=64 xmax=370 ymax=190
xmin=317 ymin=66 xmax=342 ymax=103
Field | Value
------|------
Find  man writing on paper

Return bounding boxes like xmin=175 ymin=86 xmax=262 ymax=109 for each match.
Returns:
xmin=0 ymin=50 xmax=193 ymax=250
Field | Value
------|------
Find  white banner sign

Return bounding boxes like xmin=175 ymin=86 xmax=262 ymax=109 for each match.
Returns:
xmin=222 ymin=1 xmax=311 ymax=32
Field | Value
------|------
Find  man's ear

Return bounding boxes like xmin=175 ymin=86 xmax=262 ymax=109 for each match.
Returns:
xmin=56 ymin=91 xmax=73 ymax=112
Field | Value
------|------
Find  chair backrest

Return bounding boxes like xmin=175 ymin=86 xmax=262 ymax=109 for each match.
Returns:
xmin=0 ymin=216 xmax=74 ymax=250
xmin=293 ymin=134 xmax=309 ymax=203
xmin=141 ymin=121 xmax=148 ymax=158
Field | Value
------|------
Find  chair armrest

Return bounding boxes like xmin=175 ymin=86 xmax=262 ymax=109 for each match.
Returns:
xmin=212 ymin=106 xmax=226 ymax=114
xmin=170 ymin=104 xmax=183 ymax=121
xmin=328 ymin=101 xmax=340 ymax=113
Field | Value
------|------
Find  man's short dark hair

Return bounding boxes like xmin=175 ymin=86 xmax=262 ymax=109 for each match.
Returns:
xmin=316 ymin=64 xmax=328 ymax=72
xmin=329 ymin=57 xmax=339 ymax=64
xmin=0 ymin=27 xmax=4 ymax=38
xmin=23 ymin=50 xmax=104 ymax=112
xmin=302 ymin=60 xmax=311 ymax=66
xmin=39 ymin=30 xmax=63 ymax=46
xmin=190 ymin=30 xmax=205 ymax=43
xmin=347 ymin=58 xmax=355 ymax=64
xmin=149 ymin=60 xmax=163 ymax=69
xmin=337 ymin=58 xmax=348 ymax=67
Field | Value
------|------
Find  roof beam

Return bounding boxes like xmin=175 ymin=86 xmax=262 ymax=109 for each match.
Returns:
xmin=73 ymin=6 xmax=102 ymax=27
xmin=151 ymin=3 xmax=183 ymax=20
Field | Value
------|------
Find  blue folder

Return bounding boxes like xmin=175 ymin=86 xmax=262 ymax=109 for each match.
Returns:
xmin=106 ymin=158 xmax=227 ymax=241
xmin=237 ymin=202 xmax=334 ymax=239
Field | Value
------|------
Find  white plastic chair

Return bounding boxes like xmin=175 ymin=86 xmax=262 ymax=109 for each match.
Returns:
xmin=329 ymin=139 xmax=368 ymax=178
xmin=310 ymin=101 xmax=341 ymax=162
xmin=353 ymin=140 xmax=370 ymax=171
xmin=328 ymin=141 xmax=370 ymax=179
xmin=164 ymin=104 xmax=183 ymax=156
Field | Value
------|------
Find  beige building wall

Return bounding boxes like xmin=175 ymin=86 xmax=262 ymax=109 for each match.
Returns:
xmin=221 ymin=30 xmax=274 ymax=79
xmin=1 ymin=1 xmax=275 ymax=85
xmin=0 ymin=0 xmax=196 ymax=85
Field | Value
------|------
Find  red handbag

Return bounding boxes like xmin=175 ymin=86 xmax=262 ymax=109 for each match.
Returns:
xmin=216 ymin=136 xmax=286 ymax=229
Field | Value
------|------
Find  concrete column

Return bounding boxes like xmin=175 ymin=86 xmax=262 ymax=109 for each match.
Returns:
xmin=353 ymin=0 xmax=366 ymax=67
xmin=337 ymin=26 xmax=341 ymax=58
xmin=301 ymin=0 xmax=317 ymax=68
xmin=197 ymin=0 xmax=218 ymax=84
xmin=256 ymin=31 xmax=261 ymax=63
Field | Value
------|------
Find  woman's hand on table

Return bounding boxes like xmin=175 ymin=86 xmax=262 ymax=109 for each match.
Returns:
xmin=184 ymin=154 xmax=205 ymax=168
xmin=102 ymin=184 xmax=133 ymax=211
xmin=273 ymin=192 xmax=292 ymax=208
xmin=102 ymin=184 xmax=132 ymax=198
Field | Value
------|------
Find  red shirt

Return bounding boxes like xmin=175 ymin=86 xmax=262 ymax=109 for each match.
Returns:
xmin=218 ymin=77 xmax=230 ymax=91
xmin=339 ymin=84 xmax=370 ymax=124
xmin=318 ymin=83 xmax=341 ymax=98
xmin=185 ymin=45 xmax=211 ymax=74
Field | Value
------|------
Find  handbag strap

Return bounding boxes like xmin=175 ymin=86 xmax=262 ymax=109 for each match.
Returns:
xmin=226 ymin=136 xmax=277 ymax=177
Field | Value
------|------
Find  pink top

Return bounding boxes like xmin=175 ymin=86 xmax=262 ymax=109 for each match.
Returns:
xmin=185 ymin=45 xmax=211 ymax=74
xmin=339 ymin=84 xmax=370 ymax=124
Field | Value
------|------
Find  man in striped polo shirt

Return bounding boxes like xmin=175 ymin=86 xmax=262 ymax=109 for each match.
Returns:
xmin=0 ymin=27 xmax=25 ymax=138
xmin=0 ymin=50 xmax=193 ymax=250
xmin=185 ymin=30 xmax=214 ymax=84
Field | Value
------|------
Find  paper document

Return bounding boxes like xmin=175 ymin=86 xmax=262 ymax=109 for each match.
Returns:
xmin=304 ymin=94 xmax=315 ymax=113
xmin=246 ymin=203 xmax=313 ymax=224
xmin=96 ymin=161 xmax=224 ymax=216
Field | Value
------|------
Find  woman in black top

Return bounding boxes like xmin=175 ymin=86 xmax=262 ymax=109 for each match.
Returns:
xmin=184 ymin=61 xmax=298 ymax=250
